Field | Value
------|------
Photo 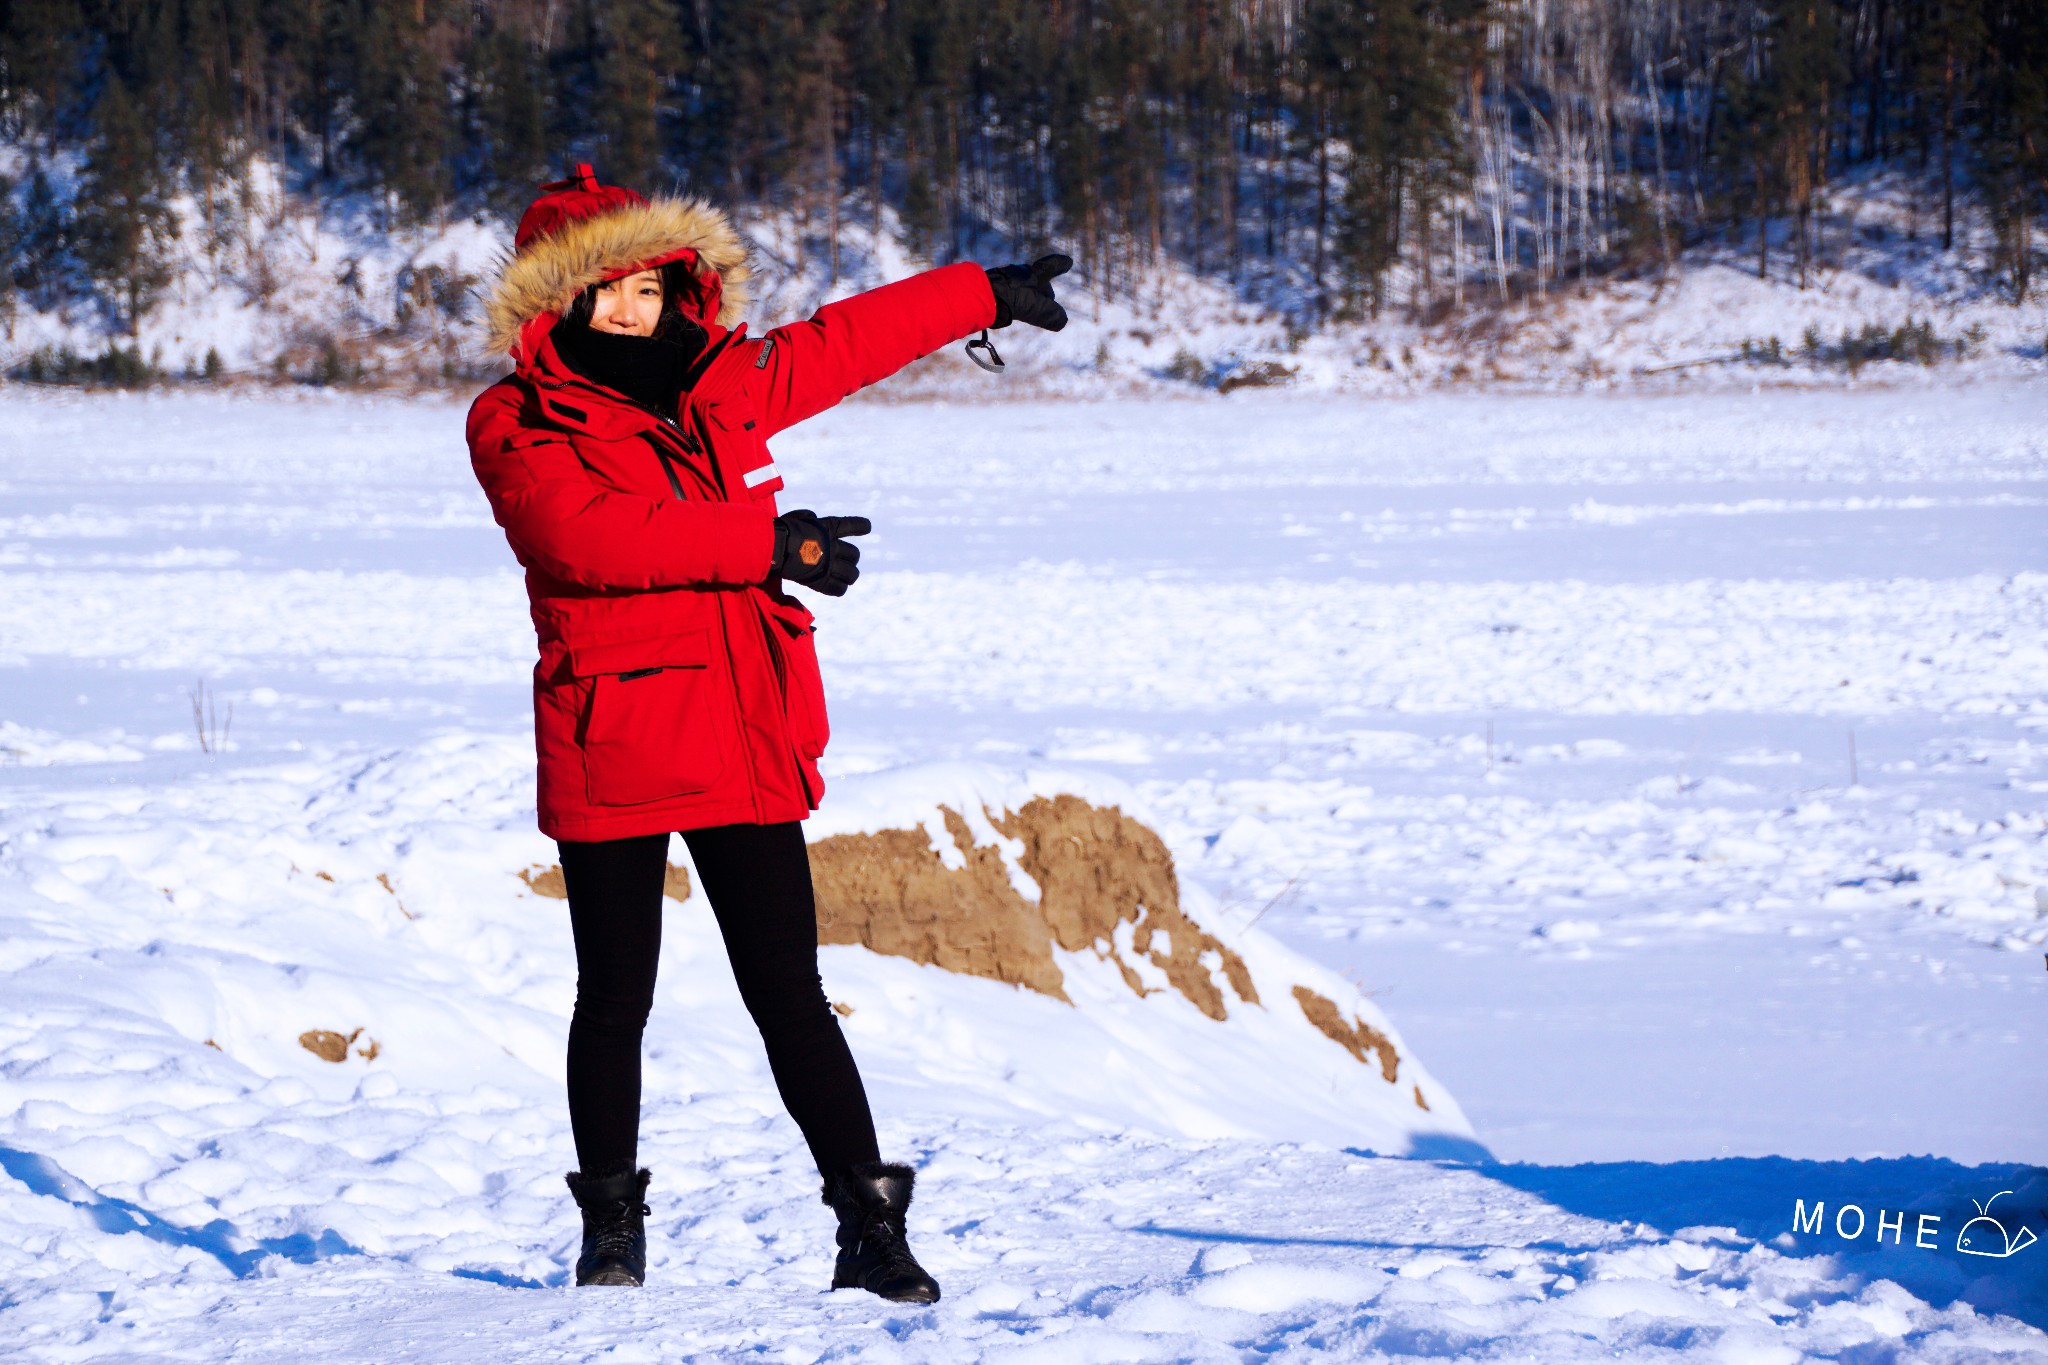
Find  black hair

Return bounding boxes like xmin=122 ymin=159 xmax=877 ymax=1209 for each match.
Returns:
xmin=565 ymin=260 xmax=703 ymax=343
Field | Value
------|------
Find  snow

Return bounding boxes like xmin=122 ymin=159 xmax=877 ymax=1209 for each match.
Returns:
xmin=1 ymin=380 xmax=2044 ymax=1360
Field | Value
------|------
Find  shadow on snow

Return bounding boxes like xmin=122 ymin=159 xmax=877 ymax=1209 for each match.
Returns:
xmin=1141 ymin=1150 xmax=2045 ymax=1331
xmin=0 ymin=1143 xmax=363 ymax=1280
xmin=1480 ymin=1153 xmax=2046 ymax=1331
xmin=7 ymin=1138 xmax=2041 ymax=1326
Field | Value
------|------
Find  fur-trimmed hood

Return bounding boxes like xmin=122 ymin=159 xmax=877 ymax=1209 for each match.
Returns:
xmin=483 ymin=195 xmax=752 ymax=359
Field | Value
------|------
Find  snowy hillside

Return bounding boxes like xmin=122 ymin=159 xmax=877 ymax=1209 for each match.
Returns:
xmin=3 ymin=150 xmax=2043 ymax=394
xmin=1 ymin=381 xmax=2043 ymax=1359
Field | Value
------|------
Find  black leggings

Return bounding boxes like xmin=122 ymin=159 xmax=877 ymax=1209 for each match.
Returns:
xmin=557 ymin=821 xmax=880 ymax=1179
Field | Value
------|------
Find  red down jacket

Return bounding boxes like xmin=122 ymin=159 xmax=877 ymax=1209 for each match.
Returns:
xmin=468 ymin=167 xmax=996 ymax=841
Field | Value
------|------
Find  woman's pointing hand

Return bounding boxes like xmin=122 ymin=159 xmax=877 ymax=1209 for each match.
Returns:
xmin=772 ymin=510 xmax=871 ymax=596
xmin=987 ymin=254 xmax=1073 ymax=332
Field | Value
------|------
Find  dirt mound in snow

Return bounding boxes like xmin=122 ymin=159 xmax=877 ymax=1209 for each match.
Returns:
xmin=808 ymin=811 xmax=1067 ymax=998
xmin=297 ymin=1027 xmax=380 ymax=1063
xmin=811 ymin=795 xmax=1258 ymax=1021
xmin=500 ymin=787 xmax=1435 ymax=1101
xmin=1292 ymin=986 xmax=1399 ymax=1083
xmin=1001 ymin=795 xmax=1262 ymax=1018
xmin=519 ymin=862 xmax=692 ymax=902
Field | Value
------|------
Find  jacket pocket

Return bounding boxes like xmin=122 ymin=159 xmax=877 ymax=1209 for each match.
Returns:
xmin=760 ymin=595 xmax=828 ymax=761
xmin=574 ymin=628 xmax=723 ymax=806
xmin=705 ymin=396 xmax=783 ymax=499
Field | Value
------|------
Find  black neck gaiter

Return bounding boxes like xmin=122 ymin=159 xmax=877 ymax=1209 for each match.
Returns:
xmin=549 ymin=316 xmax=707 ymax=417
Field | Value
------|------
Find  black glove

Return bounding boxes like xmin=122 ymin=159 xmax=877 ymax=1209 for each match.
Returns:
xmin=771 ymin=510 xmax=870 ymax=596
xmin=987 ymin=253 xmax=1073 ymax=331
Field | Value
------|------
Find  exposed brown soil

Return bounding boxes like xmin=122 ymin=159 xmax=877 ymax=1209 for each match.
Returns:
xmin=299 ymin=1023 xmax=380 ymax=1064
xmin=518 ymin=862 xmax=692 ymax=902
xmin=518 ymin=865 xmax=567 ymax=898
xmin=997 ymin=796 xmax=1260 ymax=1021
xmin=375 ymin=872 xmax=417 ymax=920
xmin=1292 ymin=986 xmax=1400 ymax=1083
xmin=809 ymin=795 xmax=1259 ymax=1021
xmin=810 ymin=816 xmax=1067 ymax=999
xmin=298 ymin=1027 xmax=380 ymax=1063
xmin=299 ymin=1029 xmax=350 ymax=1063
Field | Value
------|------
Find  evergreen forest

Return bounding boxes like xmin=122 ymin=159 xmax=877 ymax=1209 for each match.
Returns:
xmin=1 ymin=0 xmax=2044 ymax=345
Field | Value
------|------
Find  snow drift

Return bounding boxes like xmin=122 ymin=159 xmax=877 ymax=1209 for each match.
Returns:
xmin=798 ymin=764 xmax=1471 ymax=1153
xmin=0 ymin=741 xmax=1470 ymax=1169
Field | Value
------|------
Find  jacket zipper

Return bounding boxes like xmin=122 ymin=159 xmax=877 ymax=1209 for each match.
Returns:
xmin=649 ymin=414 xmax=716 ymax=500
xmin=652 ymin=436 xmax=688 ymax=499
xmin=638 ymin=382 xmax=773 ymax=817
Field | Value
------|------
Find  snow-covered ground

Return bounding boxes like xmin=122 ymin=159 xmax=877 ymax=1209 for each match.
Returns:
xmin=1 ymin=380 xmax=2044 ymax=1359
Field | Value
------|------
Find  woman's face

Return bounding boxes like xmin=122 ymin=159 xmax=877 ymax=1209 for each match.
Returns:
xmin=588 ymin=269 xmax=664 ymax=336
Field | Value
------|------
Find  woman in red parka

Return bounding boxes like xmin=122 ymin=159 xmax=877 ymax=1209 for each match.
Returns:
xmin=468 ymin=164 xmax=1070 ymax=1300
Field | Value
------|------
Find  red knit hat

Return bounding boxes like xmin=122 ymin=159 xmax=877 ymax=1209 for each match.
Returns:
xmin=514 ymin=163 xmax=648 ymax=255
xmin=485 ymin=165 xmax=752 ymax=357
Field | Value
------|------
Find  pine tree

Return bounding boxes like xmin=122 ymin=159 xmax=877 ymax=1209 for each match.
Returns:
xmin=1302 ymin=0 xmax=1482 ymax=317
xmin=1979 ymin=0 xmax=2048 ymax=298
xmin=591 ymin=0 xmax=680 ymax=193
xmin=847 ymin=0 xmax=911 ymax=247
xmin=475 ymin=20 xmax=553 ymax=209
xmin=1711 ymin=0 xmax=1843 ymax=285
xmin=177 ymin=0 xmax=241 ymax=190
xmin=14 ymin=163 xmax=71 ymax=308
xmin=279 ymin=0 xmax=353 ymax=181
xmin=0 ymin=0 xmax=88 ymax=144
xmin=352 ymin=0 xmax=454 ymax=220
xmin=1909 ymin=0 xmax=1987 ymax=251
xmin=1717 ymin=56 xmax=1785 ymax=280
xmin=73 ymin=77 xmax=176 ymax=333
xmin=1771 ymin=0 xmax=1845 ymax=284
xmin=0 ymin=171 xmax=17 ymax=315
xmin=1048 ymin=16 xmax=1106 ymax=291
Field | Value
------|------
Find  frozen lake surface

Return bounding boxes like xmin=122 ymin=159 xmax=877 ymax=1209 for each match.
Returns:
xmin=1 ymin=382 xmax=2043 ymax=1360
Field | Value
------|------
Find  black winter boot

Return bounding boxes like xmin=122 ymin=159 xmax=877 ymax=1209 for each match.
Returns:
xmin=822 ymin=1162 xmax=941 ymax=1304
xmin=565 ymin=1167 xmax=650 ymax=1287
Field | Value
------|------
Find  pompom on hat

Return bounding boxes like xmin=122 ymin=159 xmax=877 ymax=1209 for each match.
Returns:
xmin=513 ymin=163 xmax=651 ymax=256
xmin=485 ymin=162 xmax=752 ymax=358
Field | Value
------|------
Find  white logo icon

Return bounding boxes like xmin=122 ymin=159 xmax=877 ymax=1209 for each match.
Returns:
xmin=1956 ymin=1192 xmax=2038 ymax=1259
